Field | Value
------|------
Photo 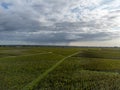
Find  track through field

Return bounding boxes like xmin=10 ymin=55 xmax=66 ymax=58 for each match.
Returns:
xmin=0 ymin=52 xmax=52 ymax=59
xmin=23 ymin=51 xmax=80 ymax=90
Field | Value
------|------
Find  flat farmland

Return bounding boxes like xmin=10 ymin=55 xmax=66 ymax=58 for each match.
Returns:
xmin=0 ymin=46 xmax=120 ymax=90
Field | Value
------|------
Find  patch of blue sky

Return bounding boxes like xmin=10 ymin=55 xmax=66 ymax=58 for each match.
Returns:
xmin=71 ymin=6 xmax=97 ymax=13
xmin=114 ymin=27 xmax=120 ymax=30
xmin=1 ymin=2 xmax=12 ymax=9
xmin=100 ymin=0 xmax=120 ymax=10
xmin=103 ymin=6 xmax=120 ymax=11
xmin=101 ymin=0 xmax=113 ymax=4
xmin=71 ymin=7 xmax=81 ymax=13
xmin=85 ymin=6 xmax=98 ymax=11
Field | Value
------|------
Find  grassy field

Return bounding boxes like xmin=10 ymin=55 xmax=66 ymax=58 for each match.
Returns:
xmin=0 ymin=46 xmax=120 ymax=90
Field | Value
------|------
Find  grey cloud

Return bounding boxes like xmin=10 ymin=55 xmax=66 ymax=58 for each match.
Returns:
xmin=0 ymin=11 xmax=42 ymax=32
xmin=0 ymin=0 xmax=120 ymax=45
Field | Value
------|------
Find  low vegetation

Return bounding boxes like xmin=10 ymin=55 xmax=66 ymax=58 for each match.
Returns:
xmin=0 ymin=46 xmax=120 ymax=90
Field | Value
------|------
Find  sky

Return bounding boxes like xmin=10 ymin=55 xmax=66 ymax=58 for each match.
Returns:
xmin=0 ymin=0 xmax=120 ymax=46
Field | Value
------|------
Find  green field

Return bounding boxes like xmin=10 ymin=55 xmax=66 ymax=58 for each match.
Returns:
xmin=0 ymin=46 xmax=120 ymax=90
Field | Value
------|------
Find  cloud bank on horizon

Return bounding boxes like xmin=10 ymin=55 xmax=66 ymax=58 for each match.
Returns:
xmin=0 ymin=0 xmax=120 ymax=46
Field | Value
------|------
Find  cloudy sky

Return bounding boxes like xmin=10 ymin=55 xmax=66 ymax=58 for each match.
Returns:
xmin=0 ymin=0 xmax=120 ymax=46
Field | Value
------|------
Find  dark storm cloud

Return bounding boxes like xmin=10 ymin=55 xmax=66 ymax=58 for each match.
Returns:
xmin=0 ymin=10 xmax=41 ymax=32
